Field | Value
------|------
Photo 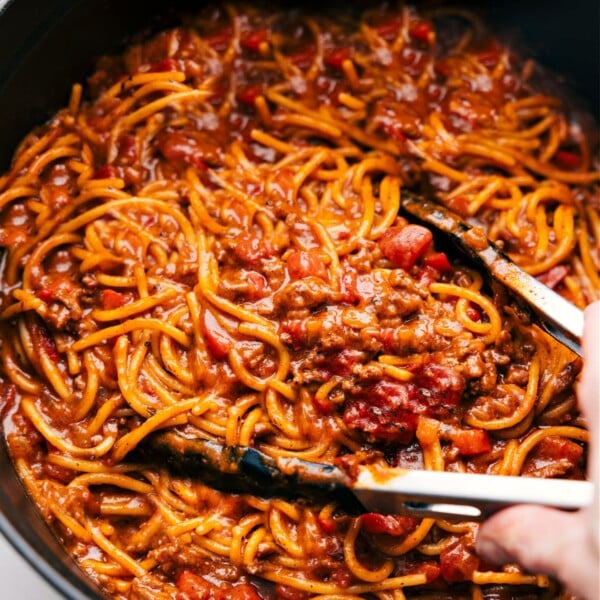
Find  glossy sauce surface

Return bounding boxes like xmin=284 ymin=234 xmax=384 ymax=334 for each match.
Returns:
xmin=0 ymin=3 xmax=597 ymax=599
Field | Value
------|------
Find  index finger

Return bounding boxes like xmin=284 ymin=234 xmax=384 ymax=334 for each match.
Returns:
xmin=580 ymin=302 xmax=599 ymax=440
xmin=581 ymin=301 xmax=599 ymax=551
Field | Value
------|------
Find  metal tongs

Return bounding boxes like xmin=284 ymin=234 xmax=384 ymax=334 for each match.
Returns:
xmin=149 ymin=433 xmax=593 ymax=520
xmin=400 ymin=192 xmax=583 ymax=355
xmin=145 ymin=192 xmax=591 ymax=519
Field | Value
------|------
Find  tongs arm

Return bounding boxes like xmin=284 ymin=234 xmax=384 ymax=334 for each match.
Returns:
xmin=400 ymin=192 xmax=584 ymax=356
xmin=353 ymin=467 xmax=593 ymax=520
xmin=147 ymin=432 xmax=593 ymax=521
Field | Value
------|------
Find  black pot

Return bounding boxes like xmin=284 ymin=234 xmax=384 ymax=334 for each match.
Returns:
xmin=0 ymin=1 xmax=597 ymax=598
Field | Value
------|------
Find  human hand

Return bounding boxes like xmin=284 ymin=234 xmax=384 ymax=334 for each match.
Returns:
xmin=476 ymin=301 xmax=599 ymax=600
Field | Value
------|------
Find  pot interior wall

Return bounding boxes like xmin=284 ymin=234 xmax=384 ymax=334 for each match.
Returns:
xmin=0 ymin=0 xmax=598 ymax=170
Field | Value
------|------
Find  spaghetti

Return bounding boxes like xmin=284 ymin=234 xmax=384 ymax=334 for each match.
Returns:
xmin=0 ymin=3 xmax=597 ymax=599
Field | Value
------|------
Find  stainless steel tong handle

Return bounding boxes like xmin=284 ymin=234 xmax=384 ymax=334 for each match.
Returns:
xmin=150 ymin=433 xmax=593 ymax=521
xmin=353 ymin=467 xmax=594 ymax=520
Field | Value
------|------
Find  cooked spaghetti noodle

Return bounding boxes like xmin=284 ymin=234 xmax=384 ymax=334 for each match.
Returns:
xmin=0 ymin=3 xmax=597 ymax=599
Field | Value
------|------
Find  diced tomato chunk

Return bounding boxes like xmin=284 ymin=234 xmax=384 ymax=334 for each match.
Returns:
xmin=325 ymin=47 xmax=351 ymax=69
xmin=236 ymin=83 xmax=263 ymax=106
xmin=201 ymin=310 xmax=232 ymax=360
xmin=343 ymin=394 xmax=418 ymax=444
xmin=241 ymin=29 xmax=268 ymax=52
xmin=343 ymin=364 xmax=464 ymax=444
xmin=317 ymin=515 xmax=336 ymax=534
xmin=118 ymin=134 xmax=137 ymax=160
xmin=176 ymin=571 xmax=212 ymax=600
xmin=286 ymin=249 xmax=328 ymax=280
xmin=415 ymin=364 xmax=464 ymax=406
xmin=312 ymin=393 xmax=334 ymax=414
xmin=379 ymin=225 xmax=433 ymax=271
xmin=423 ymin=251 xmax=452 ymax=272
xmin=330 ymin=567 xmax=352 ymax=588
xmin=30 ymin=320 xmax=60 ymax=363
xmin=555 ymin=150 xmax=581 ymax=169
xmin=0 ymin=382 xmax=17 ymax=420
xmin=466 ymin=303 xmax=481 ymax=322
xmin=228 ymin=584 xmax=261 ymax=600
xmin=404 ymin=560 xmax=441 ymax=583
xmin=150 ymin=57 xmax=179 ymax=72
xmin=287 ymin=46 xmax=316 ymax=69
xmin=36 ymin=288 xmax=54 ymax=303
xmin=409 ymin=21 xmax=434 ymax=44
xmin=418 ymin=265 xmax=438 ymax=288
xmin=329 ymin=349 xmax=363 ymax=377
xmin=532 ymin=436 xmax=583 ymax=465
xmin=205 ymin=29 xmax=232 ymax=51
xmin=361 ymin=513 xmax=419 ymax=536
xmin=244 ymin=271 xmax=268 ymax=301
xmin=372 ymin=17 xmax=402 ymax=41
xmin=447 ymin=428 xmax=491 ymax=456
xmin=155 ymin=130 xmax=208 ymax=170
xmin=537 ymin=264 xmax=570 ymax=289
xmin=280 ymin=319 xmax=305 ymax=350
xmin=93 ymin=164 xmax=120 ymax=179
xmin=475 ymin=49 xmax=501 ymax=68
xmin=101 ymin=289 xmax=129 ymax=310
xmin=233 ymin=233 xmax=275 ymax=264
xmin=274 ymin=584 xmax=310 ymax=600
xmin=176 ymin=571 xmax=260 ymax=600
xmin=340 ymin=268 xmax=360 ymax=304
xmin=440 ymin=539 xmax=480 ymax=583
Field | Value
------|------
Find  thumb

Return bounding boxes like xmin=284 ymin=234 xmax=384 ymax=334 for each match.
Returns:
xmin=476 ymin=505 xmax=597 ymax=598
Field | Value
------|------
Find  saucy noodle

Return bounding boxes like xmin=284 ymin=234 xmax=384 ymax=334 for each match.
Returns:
xmin=0 ymin=3 xmax=597 ymax=599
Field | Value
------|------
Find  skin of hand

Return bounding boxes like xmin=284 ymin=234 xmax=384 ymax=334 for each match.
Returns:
xmin=476 ymin=302 xmax=600 ymax=600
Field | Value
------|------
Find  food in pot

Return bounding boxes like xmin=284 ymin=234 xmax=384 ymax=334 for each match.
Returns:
xmin=0 ymin=3 xmax=597 ymax=599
